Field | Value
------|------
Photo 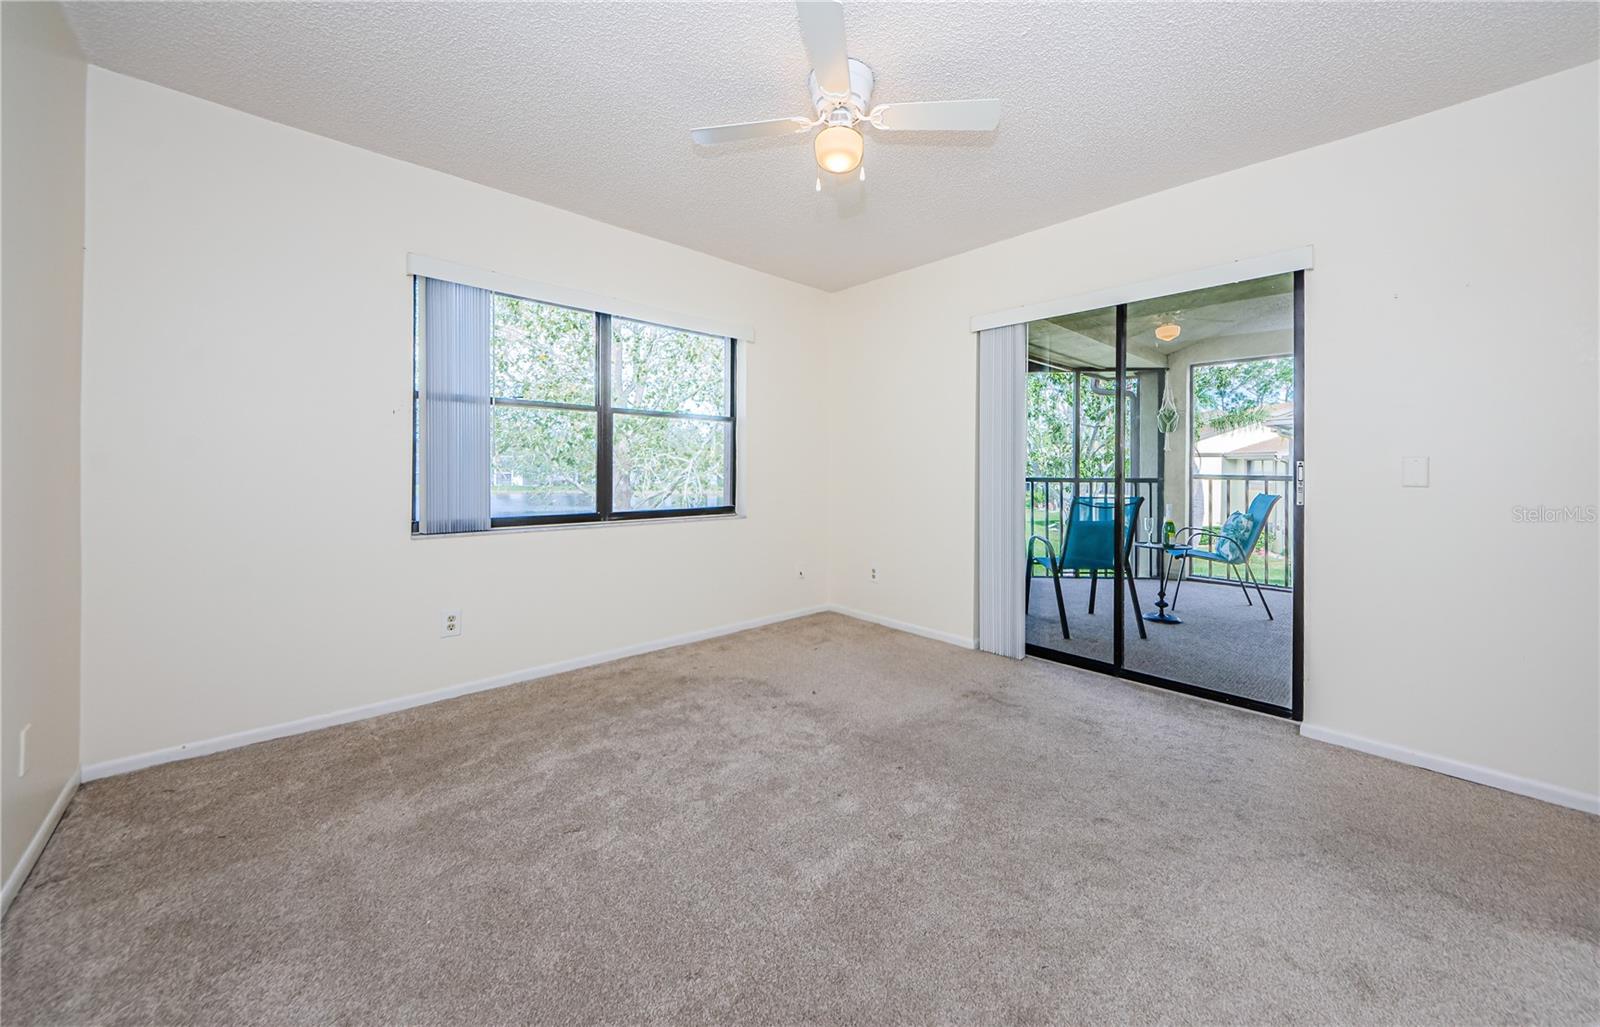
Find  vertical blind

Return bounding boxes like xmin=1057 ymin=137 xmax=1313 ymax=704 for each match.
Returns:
xmin=419 ymin=277 xmax=492 ymax=534
xmin=976 ymin=323 xmax=1027 ymax=658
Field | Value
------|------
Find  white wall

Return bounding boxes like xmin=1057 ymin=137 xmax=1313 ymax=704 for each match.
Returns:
xmin=70 ymin=61 xmax=1600 ymax=809
xmin=79 ymin=70 xmax=830 ymax=769
xmin=1 ymin=2 xmax=86 ymax=886
xmin=826 ymin=63 xmax=1599 ymax=801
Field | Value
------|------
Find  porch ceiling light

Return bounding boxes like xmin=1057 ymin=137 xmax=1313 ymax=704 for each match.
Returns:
xmin=1155 ymin=322 xmax=1181 ymax=343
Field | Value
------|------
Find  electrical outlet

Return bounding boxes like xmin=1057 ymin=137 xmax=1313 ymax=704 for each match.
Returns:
xmin=18 ymin=723 xmax=29 ymax=777
xmin=441 ymin=611 xmax=462 ymax=638
xmin=870 ymin=567 xmax=879 ymax=582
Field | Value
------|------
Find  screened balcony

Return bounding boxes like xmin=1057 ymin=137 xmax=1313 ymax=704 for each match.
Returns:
xmin=1024 ymin=274 xmax=1297 ymax=710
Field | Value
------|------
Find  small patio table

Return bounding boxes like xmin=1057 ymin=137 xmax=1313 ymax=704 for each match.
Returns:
xmin=1133 ymin=540 xmax=1191 ymax=625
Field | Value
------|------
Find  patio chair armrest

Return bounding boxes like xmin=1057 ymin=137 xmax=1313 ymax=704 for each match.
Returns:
xmin=1026 ymin=534 xmax=1059 ymax=566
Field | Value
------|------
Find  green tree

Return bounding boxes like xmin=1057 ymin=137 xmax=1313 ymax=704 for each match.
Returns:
xmin=608 ymin=319 xmax=727 ymax=510
xmin=1027 ymin=370 xmax=1131 ymax=479
xmin=1192 ymin=358 xmax=1293 ymax=433
xmin=487 ymin=297 xmax=729 ymax=514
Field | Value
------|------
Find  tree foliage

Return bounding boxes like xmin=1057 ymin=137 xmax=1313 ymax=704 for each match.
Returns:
xmin=1027 ymin=370 xmax=1129 ymax=479
xmin=487 ymin=296 xmax=729 ymax=515
xmin=1191 ymin=358 xmax=1293 ymax=433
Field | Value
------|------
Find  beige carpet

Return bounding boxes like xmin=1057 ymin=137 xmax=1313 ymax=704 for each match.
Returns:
xmin=2 ymin=613 xmax=1596 ymax=1024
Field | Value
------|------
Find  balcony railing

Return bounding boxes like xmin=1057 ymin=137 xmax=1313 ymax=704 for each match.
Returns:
xmin=1189 ymin=473 xmax=1294 ymax=589
xmin=1025 ymin=476 xmax=1163 ymax=578
xmin=1026 ymin=473 xmax=1295 ymax=588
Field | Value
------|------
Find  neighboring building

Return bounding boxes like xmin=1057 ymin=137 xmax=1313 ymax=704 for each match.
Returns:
xmin=1191 ymin=402 xmax=1292 ymax=548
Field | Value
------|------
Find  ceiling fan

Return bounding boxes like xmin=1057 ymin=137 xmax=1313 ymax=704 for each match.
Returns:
xmin=690 ymin=0 xmax=1001 ymax=186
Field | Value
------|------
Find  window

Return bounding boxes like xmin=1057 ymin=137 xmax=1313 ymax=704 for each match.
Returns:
xmin=489 ymin=295 xmax=599 ymax=520
xmin=609 ymin=318 xmax=734 ymax=513
xmin=413 ymin=277 xmax=736 ymax=533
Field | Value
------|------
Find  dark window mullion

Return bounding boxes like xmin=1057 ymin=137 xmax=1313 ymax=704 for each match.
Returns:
xmin=725 ymin=337 xmax=737 ymax=509
xmin=491 ymin=511 xmax=603 ymax=529
xmin=489 ymin=396 xmax=599 ymax=415
xmin=596 ymin=312 xmax=614 ymax=520
xmin=609 ymin=406 xmax=733 ymax=423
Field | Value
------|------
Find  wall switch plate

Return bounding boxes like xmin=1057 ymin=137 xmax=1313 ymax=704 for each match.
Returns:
xmin=18 ymin=723 xmax=29 ymax=777
xmin=797 ymin=568 xmax=806 ymax=580
xmin=1401 ymin=456 xmax=1430 ymax=488
xmin=441 ymin=611 xmax=462 ymax=638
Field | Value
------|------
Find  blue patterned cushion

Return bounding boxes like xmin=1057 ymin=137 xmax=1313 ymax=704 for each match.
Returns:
xmin=1215 ymin=511 xmax=1254 ymax=562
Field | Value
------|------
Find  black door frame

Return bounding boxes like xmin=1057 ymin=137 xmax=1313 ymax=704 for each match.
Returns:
xmin=1025 ymin=269 xmax=1305 ymax=721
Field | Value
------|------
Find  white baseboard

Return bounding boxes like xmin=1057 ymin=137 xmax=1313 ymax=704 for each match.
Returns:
xmin=823 ymin=604 xmax=976 ymax=650
xmin=1300 ymin=723 xmax=1599 ymax=815
xmin=72 ymin=605 xmax=960 ymax=785
xmin=72 ymin=604 xmax=1596 ymax=820
xmin=82 ymin=604 xmax=831 ymax=783
xmin=1 ymin=770 xmax=81 ymax=918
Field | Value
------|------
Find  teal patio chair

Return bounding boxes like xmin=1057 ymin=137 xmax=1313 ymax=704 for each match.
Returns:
xmin=1171 ymin=492 xmax=1282 ymax=619
xmin=1026 ymin=495 xmax=1146 ymax=641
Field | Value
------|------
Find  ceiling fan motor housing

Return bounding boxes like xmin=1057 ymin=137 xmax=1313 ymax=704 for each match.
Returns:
xmin=810 ymin=58 xmax=874 ymax=120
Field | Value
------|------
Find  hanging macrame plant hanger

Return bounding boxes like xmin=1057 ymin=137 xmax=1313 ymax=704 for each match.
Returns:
xmin=1157 ymin=380 xmax=1180 ymax=449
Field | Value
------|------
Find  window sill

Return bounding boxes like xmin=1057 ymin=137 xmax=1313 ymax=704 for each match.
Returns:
xmin=411 ymin=510 xmax=744 ymax=539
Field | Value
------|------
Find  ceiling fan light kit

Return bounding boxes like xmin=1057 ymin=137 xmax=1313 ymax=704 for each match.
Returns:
xmin=690 ymin=1 xmax=1000 ymax=187
xmin=815 ymin=124 xmax=863 ymax=174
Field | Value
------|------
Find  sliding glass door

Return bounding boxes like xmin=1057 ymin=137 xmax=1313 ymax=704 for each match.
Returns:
xmin=1024 ymin=303 xmax=1122 ymax=668
xmin=1024 ymin=272 xmax=1303 ymax=719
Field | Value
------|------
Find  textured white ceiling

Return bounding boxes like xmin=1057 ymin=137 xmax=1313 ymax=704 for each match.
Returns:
xmin=64 ymin=2 xmax=1598 ymax=291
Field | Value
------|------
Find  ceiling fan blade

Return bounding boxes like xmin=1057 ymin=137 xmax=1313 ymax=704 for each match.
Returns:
xmin=870 ymin=99 xmax=1001 ymax=132
xmin=796 ymin=1 xmax=850 ymax=96
xmin=691 ymin=117 xmax=813 ymax=145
